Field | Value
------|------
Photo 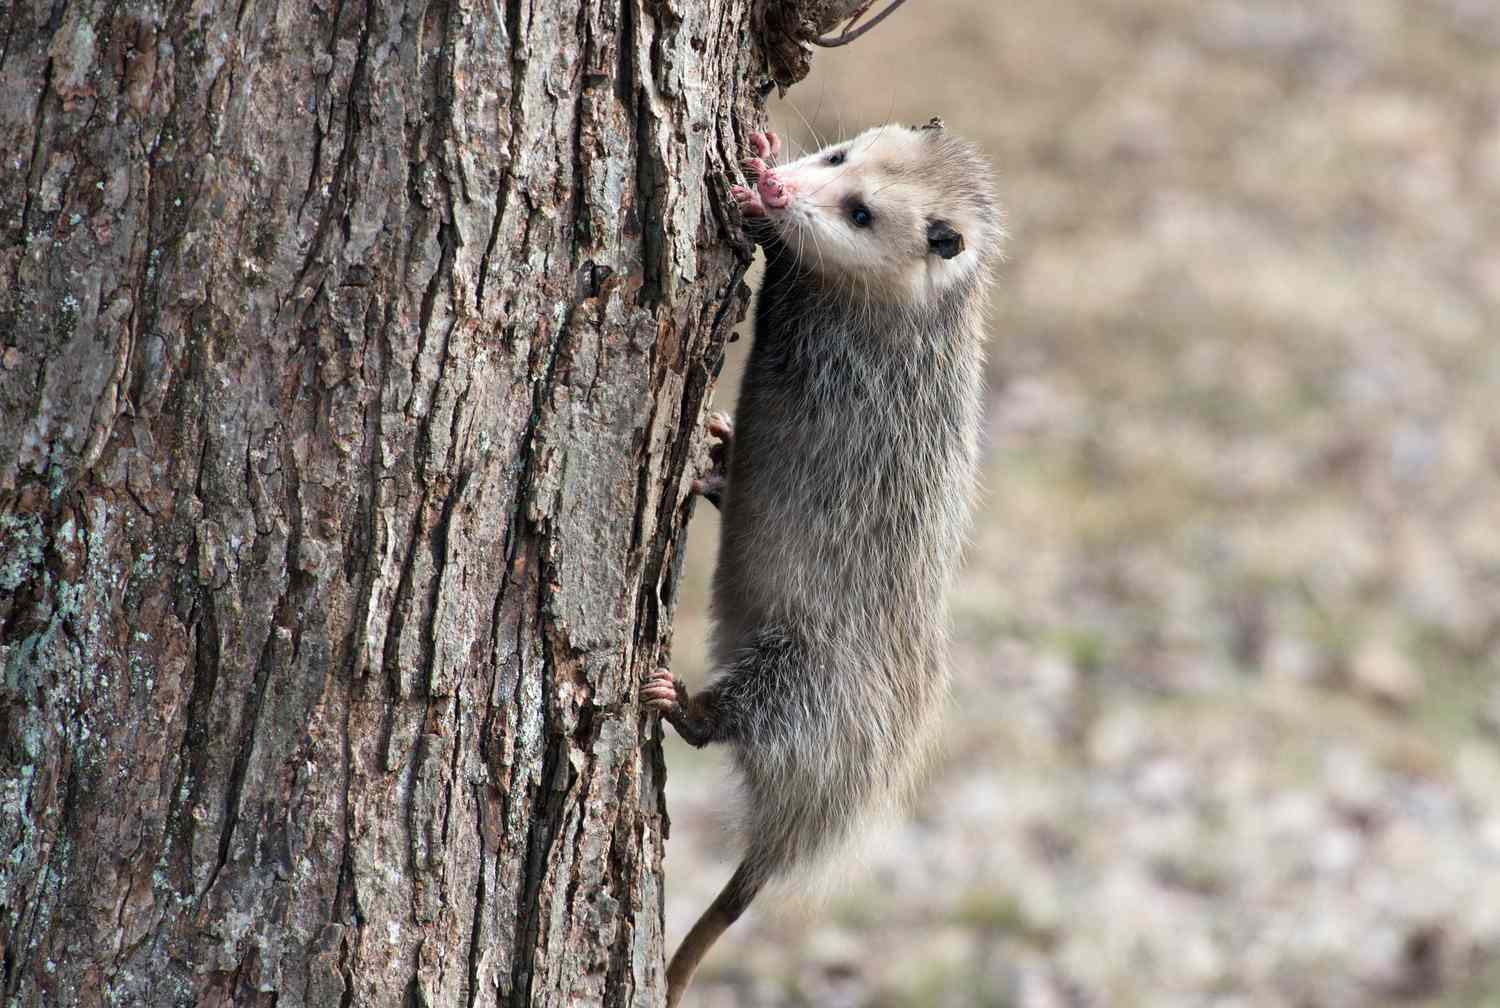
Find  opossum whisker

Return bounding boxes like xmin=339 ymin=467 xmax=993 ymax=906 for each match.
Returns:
xmin=812 ymin=84 xmax=830 ymax=151
xmin=808 ymin=224 xmax=828 ymax=279
xmin=784 ymin=98 xmax=827 ymax=154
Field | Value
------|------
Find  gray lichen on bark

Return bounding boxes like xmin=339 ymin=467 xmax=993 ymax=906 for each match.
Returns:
xmin=0 ymin=0 xmax=790 ymax=1004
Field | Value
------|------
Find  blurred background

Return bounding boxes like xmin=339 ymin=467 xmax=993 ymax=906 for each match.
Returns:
xmin=665 ymin=1 xmax=1500 ymax=1004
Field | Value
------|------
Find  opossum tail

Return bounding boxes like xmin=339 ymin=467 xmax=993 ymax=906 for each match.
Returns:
xmin=664 ymin=861 xmax=762 ymax=1007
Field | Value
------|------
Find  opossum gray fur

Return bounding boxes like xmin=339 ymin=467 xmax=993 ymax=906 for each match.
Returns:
xmin=642 ymin=119 xmax=1003 ymax=1006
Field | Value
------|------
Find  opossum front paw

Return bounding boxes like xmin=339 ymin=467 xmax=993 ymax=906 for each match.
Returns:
xmin=691 ymin=412 xmax=735 ymax=509
xmin=748 ymin=130 xmax=781 ymax=162
xmin=641 ymin=668 xmax=684 ymax=713
xmin=731 ymin=183 xmax=766 ymax=219
xmin=691 ymin=472 xmax=725 ymax=506
xmin=705 ymin=411 xmax=735 ymax=445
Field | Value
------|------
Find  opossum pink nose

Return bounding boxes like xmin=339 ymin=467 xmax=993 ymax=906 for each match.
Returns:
xmin=757 ymin=170 xmax=791 ymax=209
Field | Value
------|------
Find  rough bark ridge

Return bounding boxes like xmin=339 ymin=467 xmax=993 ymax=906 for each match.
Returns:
xmin=0 ymin=0 xmax=768 ymax=1004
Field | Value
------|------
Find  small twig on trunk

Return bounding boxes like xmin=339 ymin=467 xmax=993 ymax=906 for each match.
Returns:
xmin=811 ymin=0 xmax=909 ymax=47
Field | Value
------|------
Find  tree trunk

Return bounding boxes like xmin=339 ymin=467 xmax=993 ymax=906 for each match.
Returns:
xmin=0 ymin=0 xmax=772 ymax=1003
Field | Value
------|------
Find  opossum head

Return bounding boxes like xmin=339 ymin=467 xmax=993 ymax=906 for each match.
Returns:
xmin=755 ymin=121 xmax=1003 ymax=305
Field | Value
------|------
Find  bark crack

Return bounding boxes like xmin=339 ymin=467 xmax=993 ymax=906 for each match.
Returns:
xmin=291 ymin=0 xmax=372 ymax=303
xmin=629 ymin=30 xmax=668 ymax=308
xmin=475 ymin=0 xmax=527 ymax=314
xmin=464 ymin=779 xmax=488 ymax=1008
xmin=12 ymin=55 xmax=53 ymax=264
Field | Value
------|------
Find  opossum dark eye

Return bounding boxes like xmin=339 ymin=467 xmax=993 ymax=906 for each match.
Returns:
xmin=826 ymin=150 xmax=846 ymax=166
xmin=849 ymin=202 xmax=873 ymax=228
xmin=927 ymin=219 xmax=964 ymax=259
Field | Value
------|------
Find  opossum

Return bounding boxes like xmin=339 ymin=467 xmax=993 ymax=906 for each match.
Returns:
xmin=643 ymin=119 xmax=1003 ymax=1006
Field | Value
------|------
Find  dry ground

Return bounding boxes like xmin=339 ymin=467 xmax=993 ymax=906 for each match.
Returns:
xmin=663 ymin=2 xmax=1500 ymax=1004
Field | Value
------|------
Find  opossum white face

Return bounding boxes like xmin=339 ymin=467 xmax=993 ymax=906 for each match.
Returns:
xmin=750 ymin=124 xmax=1001 ymax=304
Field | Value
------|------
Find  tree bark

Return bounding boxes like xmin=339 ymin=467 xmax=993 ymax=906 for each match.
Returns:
xmin=0 ymin=0 xmax=774 ymax=1004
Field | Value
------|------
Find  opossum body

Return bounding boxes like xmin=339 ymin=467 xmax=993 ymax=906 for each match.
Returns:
xmin=643 ymin=121 xmax=1002 ymax=1005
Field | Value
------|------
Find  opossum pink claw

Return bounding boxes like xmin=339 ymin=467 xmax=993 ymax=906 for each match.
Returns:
xmin=641 ymin=668 xmax=681 ymax=712
xmin=731 ymin=183 xmax=766 ymax=217
xmin=749 ymin=131 xmax=781 ymax=162
xmin=706 ymin=412 xmax=735 ymax=442
xmin=691 ymin=474 xmax=726 ymax=502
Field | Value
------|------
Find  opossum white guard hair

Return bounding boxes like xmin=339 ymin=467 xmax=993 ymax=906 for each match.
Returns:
xmin=643 ymin=119 xmax=1003 ymax=1007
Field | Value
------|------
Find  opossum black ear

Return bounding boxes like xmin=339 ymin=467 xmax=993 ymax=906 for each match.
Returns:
xmin=927 ymin=219 xmax=964 ymax=259
xmin=919 ymin=116 xmax=945 ymax=132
